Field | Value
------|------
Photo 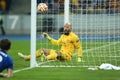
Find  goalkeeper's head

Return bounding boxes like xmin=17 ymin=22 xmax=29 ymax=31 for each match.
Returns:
xmin=64 ymin=22 xmax=72 ymax=35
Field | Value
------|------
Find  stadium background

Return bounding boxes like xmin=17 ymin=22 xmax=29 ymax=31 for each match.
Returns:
xmin=0 ymin=0 xmax=120 ymax=36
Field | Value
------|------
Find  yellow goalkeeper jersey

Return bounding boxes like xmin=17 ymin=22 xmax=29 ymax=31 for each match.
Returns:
xmin=50 ymin=32 xmax=82 ymax=57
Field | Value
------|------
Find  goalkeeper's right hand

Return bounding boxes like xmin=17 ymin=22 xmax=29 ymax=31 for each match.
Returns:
xmin=77 ymin=57 xmax=82 ymax=62
xmin=42 ymin=32 xmax=51 ymax=40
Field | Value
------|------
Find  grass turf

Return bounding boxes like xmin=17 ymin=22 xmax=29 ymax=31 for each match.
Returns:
xmin=1 ymin=40 xmax=120 ymax=80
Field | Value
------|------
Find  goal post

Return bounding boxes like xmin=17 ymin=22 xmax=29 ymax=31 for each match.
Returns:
xmin=30 ymin=0 xmax=37 ymax=68
xmin=64 ymin=0 xmax=69 ymax=23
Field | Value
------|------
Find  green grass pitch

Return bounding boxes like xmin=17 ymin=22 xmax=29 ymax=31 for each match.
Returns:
xmin=1 ymin=40 xmax=120 ymax=80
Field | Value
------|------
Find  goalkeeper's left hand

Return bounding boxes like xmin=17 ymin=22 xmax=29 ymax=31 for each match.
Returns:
xmin=77 ymin=57 xmax=82 ymax=62
xmin=42 ymin=32 xmax=51 ymax=40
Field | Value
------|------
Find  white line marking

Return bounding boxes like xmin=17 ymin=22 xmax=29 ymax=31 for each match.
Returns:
xmin=13 ymin=67 xmax=32 ymax=73
xmin=74 ymin=41 xmax=120 ymax=56
xmin=13 ymin=60 xmax=55 ymax=73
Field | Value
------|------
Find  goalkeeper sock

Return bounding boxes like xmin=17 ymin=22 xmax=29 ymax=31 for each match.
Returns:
xmin=18 ymin=50 xmax=42 ymax=61
xmin=36 ymin=50 xmax=42 ymax=57
xmin=18 ymin=52 xmax=28 ymax=60
xmin=25 ymin=50 xmax=42 ymax=60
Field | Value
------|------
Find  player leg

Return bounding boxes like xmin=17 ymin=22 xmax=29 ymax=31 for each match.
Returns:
xmin=45 ymin=49 xmax=58 ymax=60
xmin=44 ymin=50 xmax=71 ymax=61
xmin=18 ymin=49 xmax=58 ymax=61
xmin=18 ymin=49 xmax=44 ymax=60
xmin=56 ymin=51 xmax=72 ymax=61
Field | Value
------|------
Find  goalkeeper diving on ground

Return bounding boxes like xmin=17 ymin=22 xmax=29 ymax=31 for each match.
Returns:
xmin=18 ymin=22 xmax=82 ymax=62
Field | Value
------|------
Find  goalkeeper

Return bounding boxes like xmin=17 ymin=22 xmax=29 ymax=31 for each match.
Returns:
xmin=18 ymin=22 xmax=82 ymax=62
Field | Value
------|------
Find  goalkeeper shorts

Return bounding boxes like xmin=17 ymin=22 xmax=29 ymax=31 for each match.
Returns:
xmin=54 ymin=50 xmax=71 ymax=61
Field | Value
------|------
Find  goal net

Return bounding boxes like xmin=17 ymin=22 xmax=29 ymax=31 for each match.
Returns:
xmin=35 ymin=0 xmax=120 ymax=67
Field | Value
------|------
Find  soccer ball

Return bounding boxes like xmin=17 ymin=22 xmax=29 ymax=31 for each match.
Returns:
xmin=37 ymin=3 xmax=48 ymax=12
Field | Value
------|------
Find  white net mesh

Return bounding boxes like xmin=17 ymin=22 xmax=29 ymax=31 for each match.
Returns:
xmin=36 ymin=0 xmax=120 ymax=67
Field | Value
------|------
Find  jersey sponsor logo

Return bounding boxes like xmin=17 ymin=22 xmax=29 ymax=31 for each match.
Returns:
xmin=0 ymin=55 xmax=3 ymax=62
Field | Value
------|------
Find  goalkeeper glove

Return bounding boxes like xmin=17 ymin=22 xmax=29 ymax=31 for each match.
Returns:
xmin=42 ymin=32 xmax=51 ymax=41
xmin=77 ymin=57 xmax=82 ymax=62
